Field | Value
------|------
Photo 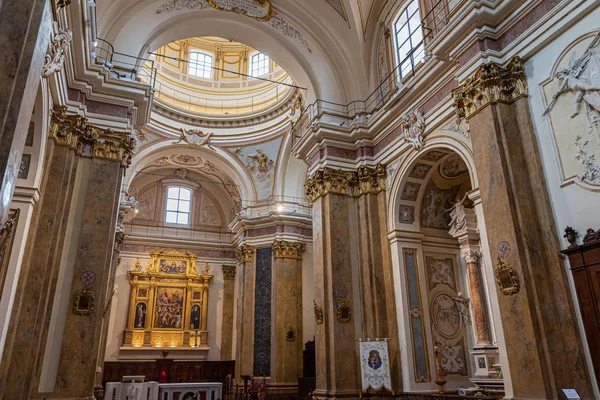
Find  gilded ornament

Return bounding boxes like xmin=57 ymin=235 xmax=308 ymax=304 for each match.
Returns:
xmin=453 ymin=57 xmax=528 ymax=119
xmin=235 ymin=244 xmax=255 ymax=264
xmin=73 ymin=288 xmax=95 ymax=315
xmin=272 ymin=240 xmax=306 ymax=260
xmin=494 ymin=257 xmax=519 ymax=295
xmin=337 ymin=301 xmax=351 ymax=323
xmin=49 ymin=107 xmax=136 ymax=167
xmin=305 ymin=164 xmax=386 ymax=203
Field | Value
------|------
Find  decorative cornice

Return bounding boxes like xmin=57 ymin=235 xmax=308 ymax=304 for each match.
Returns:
xmin=272 ymin=240 xmax=306 ymax=260
xmin=399 ymin=110 xmax=425 ymax=150
xmin=42 ymin=29 xmax=72 ymax=78
xmin=235 ymin=244 xmax=256 ymax=264
xmin=453 ymin=57 xmax=528 ymax=119
xmin=305 ymin=165 xmax=386 ymax=203
xmin=49 ymin=107 xmax=135 ymax=167
xmin=222 ymin=265 xmax=237 ymax=280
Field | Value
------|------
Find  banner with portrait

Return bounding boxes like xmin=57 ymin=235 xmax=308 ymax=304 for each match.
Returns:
xmin=358 ymin=339 xmax=393 ymax=393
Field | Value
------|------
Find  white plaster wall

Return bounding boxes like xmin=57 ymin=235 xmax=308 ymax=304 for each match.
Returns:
xmin=526 ymin=8 xmax=600 ymax=398
xmin=104 ymin=255 xmax=227 ymax=361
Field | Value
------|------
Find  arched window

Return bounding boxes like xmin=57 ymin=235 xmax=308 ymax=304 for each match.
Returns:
xmin=393 ymin=0 xmax=424 ymax=80
xmin=165 ymin=187 xmax=192 ymax=225
xmin=250 ymin=53 xmax=269 ymax=77
xmin=189 ymin=51 xmax=213 ymax=79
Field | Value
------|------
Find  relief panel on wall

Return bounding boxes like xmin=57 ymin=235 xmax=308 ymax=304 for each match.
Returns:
xmin=542 ymin=32 xmax=600 ymax=191
xmin=198 ymin=191 xmax=222 ymax=227
xmin=136 ymin=186 xmax=158 ymax=220
xmin=425 ymin=255 xmax=468 ymax=376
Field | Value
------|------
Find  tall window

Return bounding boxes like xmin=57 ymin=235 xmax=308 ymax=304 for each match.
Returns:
xmin=250 ymin=53 xmax=269 ymax=77
xmin=165 ymin=187 xmax=192 ymax=225
xmin=393 ymin=0 xmax=424 ymax=80
xmin=189 ymin=52 xmax=213 ymax=79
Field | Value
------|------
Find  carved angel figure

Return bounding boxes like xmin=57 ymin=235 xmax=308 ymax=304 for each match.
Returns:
xmin=246 ymin=148 xmax=274 ymax=180
xmin=175 ymin=128 xmax=215 ymax=150
xmin=446 ymin=194 xmax=468 ymax=236
xmin=544 ymin=32 xmax=600 ymax=140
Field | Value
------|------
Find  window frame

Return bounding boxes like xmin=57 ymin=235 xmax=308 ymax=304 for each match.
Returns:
xmin=188 ymin=51 xmax=213 ymax=79
xmin=250 ymin=52 xmax=270 ymax=77
xmin=392 ymin=0 xmax=424 ymax=81
xmin=164 ymin=186 xmax=193 ymax=226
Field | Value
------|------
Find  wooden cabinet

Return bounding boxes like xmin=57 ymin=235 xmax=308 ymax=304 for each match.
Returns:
xmin=562 ymin=238 xmax=600 ymax=386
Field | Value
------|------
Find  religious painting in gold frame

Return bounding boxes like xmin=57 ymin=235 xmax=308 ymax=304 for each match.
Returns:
xmin=122 ymin=250 xmax=213 ymax=349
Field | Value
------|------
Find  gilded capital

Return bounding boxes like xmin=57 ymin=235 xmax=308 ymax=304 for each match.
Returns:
xmin=305 ymin=167 xmax=355 ymax=203
xmin=354 ymin=164 xmax=386 ymax=196
xmin=235 ymin=244 xmax=256 ymax=264
xmin=222 ymin=265 xmax=236 ymax=280
xmin=49 ymin=106 xmax=136 ymax=167
xmin=453 ymin=57 xmax=528 ymax=119
xmin=272 ymin=240 xmax=306 ymax=260
xmin=305 ymin=164 xmax=386 ymax=203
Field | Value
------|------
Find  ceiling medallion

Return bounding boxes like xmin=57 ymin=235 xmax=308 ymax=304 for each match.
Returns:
xmin=206 ymin=0 xmax=276 ymax=22
xmin=80 ymin=270 xmax=97 ymax=285
xmin=497 ymin=241 xmax=511 ymax=259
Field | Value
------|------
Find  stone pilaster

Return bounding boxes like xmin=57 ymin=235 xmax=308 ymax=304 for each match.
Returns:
xmin=454 ymin=57 xmax=593 ymax=399
xmin=234 ymin=244 xmax=256 ymax=380
xmin=0 ymin=0 xmax=52 ymax=224
xmin=353 ymin=166 xmax=403 ymax=393
xmin=271 ymin=240 xmax=305 ymax=393
xmin=221 ymin=265 xmax=236 ymax=360
xmin=306 ymin=165 xmax=388 ymax=399
xmin=0 ymin=108 xmax=134 ymax=399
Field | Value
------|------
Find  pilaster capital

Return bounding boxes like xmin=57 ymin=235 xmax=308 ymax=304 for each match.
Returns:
xmin=49 ymin=107 xmax=136 ymax=168
xmin=222 ymin=265 xmax=236 ymax=280
xmin=235 ymin=244 xmax=256 ymax=264
xmin=453 ymin=56 xmax=528 ymax=119
xmin=463 ymin=251 xmax=481 ymax=264
xmin=42 ymin=29 xmax=72 ymax=78
xmin=305 ymin=164 xmax=386 ymax=203
xmin=272 ymin=240 xmax=306 ymax=260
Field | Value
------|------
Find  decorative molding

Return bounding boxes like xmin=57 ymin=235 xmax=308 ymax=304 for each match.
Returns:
xmin=175 ymin=128 xmax=215 ymax=150
xmin=206 ymin=0 xmax=276 ymax=22
xmin=55 ymin=0 xmax=72 ymax=10
xmin=222 ymin=265 xmax=236 ymax=280
xmin=42 ymin=29 xmax=72 ymax=78
xmin=305 ymin=165 xmax=386 ymax=203
xmin=235 ymin=244 xmax=256 ymax=264
xmin=400 ymin=110 xmax=425 ymax=150
xmin=272 ymin=240 xmax=306 ymax=260
xmin=114 ymin=232 xmax=125 ymax=253
xmin=453 ymin=57 xmax=528 ymax=119
xmin=49 ymin=107 xmax=135 ymax=167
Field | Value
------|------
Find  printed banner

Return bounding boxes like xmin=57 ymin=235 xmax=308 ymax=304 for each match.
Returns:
xmin=359 ymin=340 xmax=393 ymax=392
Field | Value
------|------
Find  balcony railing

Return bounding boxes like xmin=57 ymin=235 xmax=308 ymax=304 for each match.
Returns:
xmin=229 ymin=195 xmax=312 ymax=223
xmin=422 ymin=0 xmax=452 ymax=42
xmin=93 ymin=38 xmax=157 ymax=87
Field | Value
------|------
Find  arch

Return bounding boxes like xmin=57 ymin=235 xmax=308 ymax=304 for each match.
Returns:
xmin=127 ymin=141 xmax=257 ymax=203
xmin=388 ymin=136 xmax=478 ymax=231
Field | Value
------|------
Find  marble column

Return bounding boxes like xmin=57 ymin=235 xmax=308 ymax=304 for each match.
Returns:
xmin=221 ymin=265 xmax=236 ymax=360
xmin=305 ymin=168 xmax=360 ymax=399
xmin=270 ymin=240 xmax=305 ymax=393
xmin=454 ymin=57 xmax=593 ymax=399
xmin=0 ymin=0 xmax=52 ymax=223
xmin=0 ymin=107 xmax=134 ymax=399
xmin=353 ymin=165 xmax=403 ymax=392
xmin=234 ymin=244 xmax=256 ymax=380
xmin=463 ymin=252 xmax=491 ymax=346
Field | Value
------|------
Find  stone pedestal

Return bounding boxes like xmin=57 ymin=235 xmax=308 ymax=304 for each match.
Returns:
xmin=454 ymin=57 xmax=594 ymax=399
xmin=221 ymin=265 xmax=236 ymax=360
xmin=270 ymin=240 xmax=305 ymax=393
xmin=0 ymin=108 xmax=134 ymax=399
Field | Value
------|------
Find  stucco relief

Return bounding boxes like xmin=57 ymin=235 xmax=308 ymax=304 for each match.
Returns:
xmin=420 ymin=181 xmax=460 ymax=229
xmin=427 ymin=257 xmax=456 ymax=291
xmin=136 ymin=186 xmax=158 ymax=220
xmin=439 ymin=154 xmax=469 ymax=179
xmin=198 ymin=192 xmax=222 ymax=226
xmin=542 ymin=32 xmax=600 ymax=190
xmin=230 ymin=136 xmax=282 ymax=200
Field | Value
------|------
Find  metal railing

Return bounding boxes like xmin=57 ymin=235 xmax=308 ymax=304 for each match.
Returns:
xmin=422 ymin=0 xmax=452 ymax=41
xmin=123 ymin=222 xmax=235 ymax=243
xmin=291 ymin=40 xmax=427 ymax=146
xmin=93 ymin=38 xmax=157 ymax=87
xmin=229 ymin=195 xmax=312 ymax=223
xmin=146 ymin=71 xmax=295 ymax=115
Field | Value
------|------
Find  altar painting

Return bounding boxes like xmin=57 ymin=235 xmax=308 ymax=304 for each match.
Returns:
xmin=159 ymin=258 xmax=187 ymax=274
xmin=154 ymin=288 xmax=184 ymax=329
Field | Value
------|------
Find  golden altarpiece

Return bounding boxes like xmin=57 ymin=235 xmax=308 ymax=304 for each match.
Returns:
xmin=123 ymin=250 xmax=213 ymax=349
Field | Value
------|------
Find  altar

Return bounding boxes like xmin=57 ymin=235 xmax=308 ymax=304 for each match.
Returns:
xmin=104 ymin=380 xmax=222 ymax=400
